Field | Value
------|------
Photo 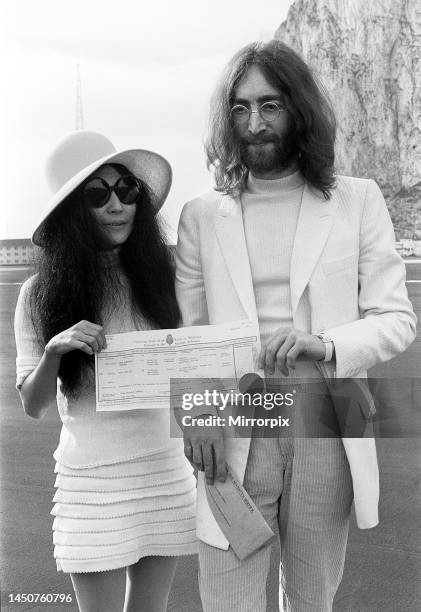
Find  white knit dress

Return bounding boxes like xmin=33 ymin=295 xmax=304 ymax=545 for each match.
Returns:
xmin=14 ymin=271 xmax=197 ymax=573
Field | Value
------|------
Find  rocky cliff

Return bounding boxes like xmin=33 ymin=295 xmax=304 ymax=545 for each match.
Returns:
xmin=275 ymin=0 xmax=421 ymax=238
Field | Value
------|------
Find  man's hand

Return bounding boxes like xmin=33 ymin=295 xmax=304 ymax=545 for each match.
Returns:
xmin=258 ymin=328 xmax=325 ymax=376
xmin=182 ymin=418 xmax=227 ymax=485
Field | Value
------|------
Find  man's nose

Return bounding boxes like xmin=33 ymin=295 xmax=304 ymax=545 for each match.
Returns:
xmin=247 ymin=110 xmax=266 ymax=135
xmin=107 ymin=191 xmax=124 ymax=212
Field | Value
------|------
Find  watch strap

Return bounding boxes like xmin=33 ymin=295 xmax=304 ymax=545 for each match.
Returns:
xmin=316 ymin=332 xmax=334 ymax=362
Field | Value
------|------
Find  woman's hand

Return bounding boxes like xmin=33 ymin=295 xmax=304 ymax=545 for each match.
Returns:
xmin=45 ymin=320 xmax=106 ymax=356
xmin=19 ymin=321 xmax=105 ymax=419
xmin=258 ymin=328 xmax=325 ymax=376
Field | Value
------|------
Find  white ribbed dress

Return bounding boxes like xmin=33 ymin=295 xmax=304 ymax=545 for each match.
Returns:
xmin=14 ymin=269 xmax=197 ymax=573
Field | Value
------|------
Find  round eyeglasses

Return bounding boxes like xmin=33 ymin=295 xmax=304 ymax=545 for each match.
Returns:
xmin=82 ymin=175 xmax=142 ymax=208
xmin=230 ymin=101 xmax=286 ymax=125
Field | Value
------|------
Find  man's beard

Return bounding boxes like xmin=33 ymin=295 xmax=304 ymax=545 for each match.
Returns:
xmin=238 ymin=128 xmax=299 ymax=175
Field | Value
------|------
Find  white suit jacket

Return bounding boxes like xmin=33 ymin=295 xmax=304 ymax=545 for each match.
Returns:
xmin=175 ymin=175 xmax=416 ymax=549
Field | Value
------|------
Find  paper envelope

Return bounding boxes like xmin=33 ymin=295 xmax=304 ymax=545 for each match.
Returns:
xmin=205 ymin=467 xmax=275 ymax=560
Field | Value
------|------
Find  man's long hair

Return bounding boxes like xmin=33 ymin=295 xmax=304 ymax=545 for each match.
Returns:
xmin=206 ymin=40 xmax=337 ymax=198
xmin=30 ymin=164 xmax=180 ymax=395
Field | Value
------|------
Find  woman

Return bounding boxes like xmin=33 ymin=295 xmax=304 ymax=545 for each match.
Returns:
xmin=14 ymin=131 xmax=197 ymax=612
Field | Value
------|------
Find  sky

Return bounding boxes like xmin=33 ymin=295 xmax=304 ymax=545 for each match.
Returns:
xmin=1 ymin=0 xmax=294 ymax=241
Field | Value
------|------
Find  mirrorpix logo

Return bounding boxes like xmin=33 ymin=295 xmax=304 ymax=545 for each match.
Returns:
xmin=166 ymin=334 xmax=174 ymax=346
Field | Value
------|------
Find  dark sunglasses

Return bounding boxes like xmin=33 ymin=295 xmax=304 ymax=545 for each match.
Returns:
xmin=82 ymin=175 xmax=142 ymax=208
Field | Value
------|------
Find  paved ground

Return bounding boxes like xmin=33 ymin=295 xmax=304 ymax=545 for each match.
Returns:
xmin=1 ymin=269 xmax=420 ymax=611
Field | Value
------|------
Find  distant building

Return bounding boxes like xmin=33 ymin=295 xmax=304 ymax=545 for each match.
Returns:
xmin=395 ymin=239 xmax=421 ymax=258
xmin=0 ymin=239 xmax=37 ymax=265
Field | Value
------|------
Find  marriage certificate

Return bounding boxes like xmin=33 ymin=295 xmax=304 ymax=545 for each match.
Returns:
xmin=95 ymin=319 xmax=260 ymax=411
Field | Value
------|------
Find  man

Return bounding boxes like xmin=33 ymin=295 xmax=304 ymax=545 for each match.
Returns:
xmin=175 ymin=41 xmax=416 ymax=611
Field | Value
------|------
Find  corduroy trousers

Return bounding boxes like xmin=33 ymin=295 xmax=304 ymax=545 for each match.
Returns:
xmin=198 ymin=436 xmax=353 ymax=612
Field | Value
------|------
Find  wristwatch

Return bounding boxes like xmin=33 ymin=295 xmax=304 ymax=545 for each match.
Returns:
xmin=315 ymin=332 xmax=335 ymax=362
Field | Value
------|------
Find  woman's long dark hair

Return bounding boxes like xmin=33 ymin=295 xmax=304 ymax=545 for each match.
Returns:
xmin=30 ymin=163 xmax=179 ymax=394
xmin=206 ymin=40 xmax=337 ymax=199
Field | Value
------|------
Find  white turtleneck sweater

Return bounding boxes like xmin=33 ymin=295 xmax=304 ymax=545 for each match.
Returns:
xmin=241 ymin=170 xmax=322 ymax=379
xmin=241 ymin=170 xmax=304 ymax=347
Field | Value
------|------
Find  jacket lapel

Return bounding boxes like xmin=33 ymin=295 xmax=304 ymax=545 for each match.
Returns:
xmin=290 ymin=183 xmax=339 ymax=315
xmin=213 ymin=184 xmax=340 ymax=321
xmin=213 ymin=194 xmax=257 ymax=321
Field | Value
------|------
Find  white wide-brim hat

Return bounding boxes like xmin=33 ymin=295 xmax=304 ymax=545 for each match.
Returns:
xmin=32 ymin=130 xmax=172 ymax=246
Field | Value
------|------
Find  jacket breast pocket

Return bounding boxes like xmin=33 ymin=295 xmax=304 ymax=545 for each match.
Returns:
xmin=322 ymin=251 xmax=359 ymax=276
